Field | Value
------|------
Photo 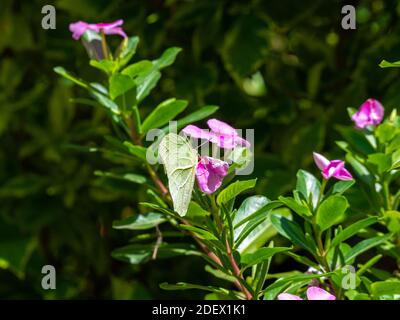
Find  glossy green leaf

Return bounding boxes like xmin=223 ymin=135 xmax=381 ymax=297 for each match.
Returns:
xmin=331 ymin=216 xmax=379 ymax=248
xmin=217 ymin=179 xmax=257 ymax=206
xmin=316 ymin=195 xmax=348 ymax=232
xmin=241 ymin=247 xmax=291 ymax=269
xmin=278 ymin=196 xmax=312 ymax=218
xmin=379 ymin=60 xmax=400 ymax=68
xmin=123 ymin=142 xmax=147 ymax=161
xmin=295 ymin=169 xmax=320 ymax=209
xmin=270 ymin=214 xmax=316 ymax=253
xmin=113 ymin=212 xmax=166 ymax=230
xmin=152 ymin=47 xmax=182 ymax=69
xmin=371 ymin=281 xmax=400 ymax=299
xmin=160 ymin=282 xmax=234 ymax=297
xmin=53 ymin=66 xmax=89 ymax=89
xmin=331 ymin=180 xmax=355 ymax=195
xmin=90 ymin=59 xmax=116 ymax=74
xmin=367 ymin=153 xmax=392 ymax=174
xmin=109 ymin=73 xmax=136 ymax=100
xmin=142 ymin=98 xmax=188 ymax=132
xmin=94 ymin=170 xmax=147 ymax=184
xmin=162 ymin=105 xmax=219 ymax=133
xmin=178 ymin=225 xmax=219 ymax=241
xmin=117 ymin=36 xmax=140 ymax=68
xmin=344 ymin=234 xmax=392 ymax=264
xmin=112 ymin=243 xmax=200 ymax=264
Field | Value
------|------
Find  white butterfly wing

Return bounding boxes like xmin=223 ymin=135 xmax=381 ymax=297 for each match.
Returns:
xmin=158 ymin=133 xmax=197 ymax=216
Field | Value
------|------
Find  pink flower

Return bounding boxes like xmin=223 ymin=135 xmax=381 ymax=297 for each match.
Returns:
xmin=351 ymin=98 xmax=384 ymax=129
xmin=182 ymin=119 xmax=250 ymax=149
xmin=313 ymin=152 xmax=353 ymax=181
xmin=69 ymin=19 xmax=127 ymax=40
xmin=196 ymin=156 xmax=229 ymax=194
xmin=278 ymin=286 xmax=336 ymax=300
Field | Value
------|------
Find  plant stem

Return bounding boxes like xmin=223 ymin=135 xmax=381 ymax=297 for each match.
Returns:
xmin=317 ymin=178 xmax=328 ymax=206
xmin=208 ymin=195 xmax=253 ymax=300
xmin=126 ymin=114 xmax=252 ymax=299
xmin=100 ymin=31 xmax=110 ymax=61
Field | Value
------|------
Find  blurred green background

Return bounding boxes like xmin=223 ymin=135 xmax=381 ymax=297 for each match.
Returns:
xmin=1 ymin=0 xmax=400 ymax=299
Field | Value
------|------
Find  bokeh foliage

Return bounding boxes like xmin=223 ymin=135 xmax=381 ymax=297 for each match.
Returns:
xmin=1 ymin=0 xmax=400 ymax=299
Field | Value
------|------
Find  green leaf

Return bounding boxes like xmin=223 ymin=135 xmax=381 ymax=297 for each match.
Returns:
xmin=263 ymin=273 xmax=329 ymax=300
xmin=136 ymin=69 xmax=161 ymax=102
xmin=270 ymin=214 xmax=316 ymax=254
xmin=159 ymin=282 xmax=235 ymax=297
xmin=367 ymin=153 xmax=392 ymax=174
xmin=376 ymin=123 xmax=397 ymax=144
xmin=178 ymin=225 xmax=219 ymax=241
xmin=112 ymin=243 xmax=200 ymax=264
xmin=162 ymin=105 xmax=219 ymax=132
xmin=122 ymin=60 xmax=153 ymax=78
xmin=371 ymin=281 xmax=400 ymax=299
xmin=234 ymin=199 xmax=282 ymax=229
xmin=117 ymin=36 xmax=140 ymax=68
xmin=109 ymin=73 xmax=136 ymax=100
xmin=152 ymin=47 xmax=182 ymax=69
xmin=233 ymin=196 xmax=280 ymax=253
xmin=337 ymin=126 xmax=375 ymax=155
xmin=54 ymin=66 xmax=89 ymax=89
xmin=217 ymin=179 xmax=257 ymax=206
xmin=345 ymin=153 xmax=374 ymax=185
xmin=94 ymin=170 xmax=147 ymax=184
xmin=158 ymin=133 xmax=197 ymax=216
xmin=142 ymin=98 xmax=188 ymax=133
xmin=186 ymin=201 xmax=210 ymax=218
xmin=278 ymin=196 xmax=312 ymax=218
xmin=241 ymin=247 xmax=291 ymax=269
xmin=123 ymin=142 xmax=147 ymax=161
xmin=344 ymin=234 xmax=392 ymax=264
xmin=113 ymin=212 xmax=166 ymax=230
xmin=90 ymin=59 xmax=116 ymax=74
xmin=295 ymin=170 xmax=321 ymax=209
xmin=379 ymin=60 xmax=400 ymax=68
xmin=391 ymin=149 xmax=400 ymax=169
xmin=384 ymin=211 xmax=400 ymax=233
xmin=331 ymin=180 xmax=355 ymax=195
xmin=204 ymin=265 xmax=237 ymax=283
xmin=90 ymin=90 xmax=120 ymax=114
xmin=316 ymin=195 xmax=348 ymax=232
xmin=331 ymin=216 xmax=379 ymax=248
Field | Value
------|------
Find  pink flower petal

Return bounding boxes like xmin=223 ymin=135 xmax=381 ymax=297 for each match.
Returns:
xmin=195 ymin=156 xmax=229 ymax=194
xmin=313 ymin=152 xmax=330 ymax=171
xmin=277 ymin=293 xmax=303 ymax=300
xmin=333 ymin=167 xmax=353 ymax=181
xmin=69 ymin=20 xmax=127 ymax=40
xmin=207 ymin=119 xmax=237 ymax=137
xmin=306 ymin=287 xmax=336 ymax=300
xmin=182 ymin=125 xmax=215 ymax=142
xmin=207 ymin=119 xmax=250 ymax=149
xmin=69 ymin=21 xmax=89 ymax=40
xmin=352 ymin=98 xmax=384 ymax=129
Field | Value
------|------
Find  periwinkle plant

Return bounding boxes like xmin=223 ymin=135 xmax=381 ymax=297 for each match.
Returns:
xmin=55 ymin=19 xmax=400 ymax=300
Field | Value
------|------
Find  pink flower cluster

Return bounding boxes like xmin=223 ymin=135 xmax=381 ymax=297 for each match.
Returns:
xmin=69 ymin=19 xmax=127 ymax=40
xmin=278 ymin=286 xmax=336 ymax=300
xmin=352 ymin=98 xmax=384 ymax=129
xmin=182 ymin=119 xmax=250 ymax=194
xmin=313 ymin=152 xmax=353 ymax=181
